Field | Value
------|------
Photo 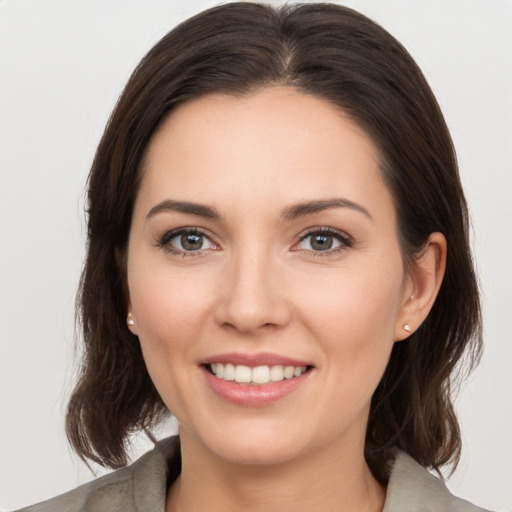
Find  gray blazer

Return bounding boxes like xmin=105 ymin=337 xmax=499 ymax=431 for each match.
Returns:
xmin=15 ymin=436 xmax=491 ymax=512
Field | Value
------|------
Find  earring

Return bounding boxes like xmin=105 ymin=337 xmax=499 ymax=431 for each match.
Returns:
xmin=127 ymin=313 xmax=135 ymax=326
xmin=403 ymin=324 xmax=411 ymax=332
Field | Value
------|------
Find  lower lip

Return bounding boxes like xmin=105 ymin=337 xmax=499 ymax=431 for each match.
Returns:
xmin=202 ymin=367 xmax=311 ymax=407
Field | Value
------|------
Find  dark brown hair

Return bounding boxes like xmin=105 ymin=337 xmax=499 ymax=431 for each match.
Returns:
xmin=66 ymin=2 xmax=482 ymax=483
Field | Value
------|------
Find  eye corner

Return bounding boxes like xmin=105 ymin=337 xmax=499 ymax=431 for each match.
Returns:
xmin=155 ymin=226 xmax=220 ymax=256
xmin=292 ymin=226 xmax=355 ymax=256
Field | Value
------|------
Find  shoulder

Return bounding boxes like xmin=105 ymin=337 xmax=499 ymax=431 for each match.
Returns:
xmin=383 ymin=451 xmax=492 ymax=512
xmin=14 ymin=436 xmax=180 ymax=512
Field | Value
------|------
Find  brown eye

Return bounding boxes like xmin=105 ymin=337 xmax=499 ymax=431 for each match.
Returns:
xmin=298 ymin=233 xmax=341 ymax=252
xmin=310 ymin=234 xmax=334 ymax=251
xmin=159 ymin=228 xmax=215 ymax=253
xmin=295 ymin=229 xmax=353 ymax=254
xmin=180 ymin=233 xmax=204 ymax=251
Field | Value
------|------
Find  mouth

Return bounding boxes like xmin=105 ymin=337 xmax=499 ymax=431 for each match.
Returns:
xmin=200 ymin=353 xmax=314 ymax=406
xmin=205 ymin=363 xmax=311 ymax=385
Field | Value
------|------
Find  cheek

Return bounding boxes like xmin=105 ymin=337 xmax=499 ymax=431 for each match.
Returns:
xmin=127 ymin=264 xmax=219 ymax=416
xmin=295 ymin=256 xmax=404 ymax=369
xmin=128 ymin=264 xmax=216 ymax=358
xmin=301 ymin=261 xmax=402 ymax=329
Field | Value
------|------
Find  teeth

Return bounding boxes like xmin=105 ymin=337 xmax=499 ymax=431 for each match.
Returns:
xmin=284 ymin=366 xmax=295 ymax=379
xmin=235 ymin=365 xmax=251 ymax=383
xmin=252 ymin=365 xmax=270 ymax=384
xmin=270 ymin=365 xmax=284 ymax=382
xmin=210 ymin=364 xmax=308 ymax=384
xmin=224 ymin=363 xmax=235 ymax=381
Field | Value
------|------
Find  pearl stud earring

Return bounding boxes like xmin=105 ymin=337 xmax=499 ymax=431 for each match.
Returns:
xmin=127 ymin=313 xmax=135 ymax=326
xmin=403 ymin=324 xmax=411 ymax=332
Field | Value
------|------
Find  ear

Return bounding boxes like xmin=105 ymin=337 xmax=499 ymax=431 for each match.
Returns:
xmin=126 ymin=309 xmax=138 ymax=335
xmin=394 ymin=232 xmax=447 ymax=341
xmin=125 ymin=297 xmax=139 ymax=336
xmin=115 ymin=247 xmax=139 ymax=335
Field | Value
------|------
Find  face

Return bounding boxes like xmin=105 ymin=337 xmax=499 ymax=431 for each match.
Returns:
xmin=126 ymin=87 xmax=411 ymax=466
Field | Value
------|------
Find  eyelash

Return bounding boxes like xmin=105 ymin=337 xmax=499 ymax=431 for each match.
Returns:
xmin=155 ymin=227 xmax=215 ymax=257
xmin=294 ymin=227 xmax=354 ymax=256
xmin=155 ymin=226 xmax=354 ymax=257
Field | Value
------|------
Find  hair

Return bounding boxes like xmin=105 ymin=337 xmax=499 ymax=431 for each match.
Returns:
xmin=66 ymin=2 xmax=482 ymax=484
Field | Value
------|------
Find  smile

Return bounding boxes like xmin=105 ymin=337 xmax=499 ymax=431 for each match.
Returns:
xmin=202 ymin=354 xmax=313 ymax=406
xmin=209 ymin=363 xmax=308 ymax=385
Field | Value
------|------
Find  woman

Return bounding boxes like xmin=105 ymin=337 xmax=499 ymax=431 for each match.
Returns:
xmin=14 ymin=2 xmax=492 ymax=511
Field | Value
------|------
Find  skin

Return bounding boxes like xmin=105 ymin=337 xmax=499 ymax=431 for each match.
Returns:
xmin=126 ymin=87 xmax=446 ymax=512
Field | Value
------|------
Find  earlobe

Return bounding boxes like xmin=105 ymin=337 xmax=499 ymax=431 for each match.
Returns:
xmin=395 ymin=232 xmax=447 ymax=341
xmin=115 ymin=248 xmax=137 ymax=334
xmin=126 ymin=309 xmax=139 ymax=335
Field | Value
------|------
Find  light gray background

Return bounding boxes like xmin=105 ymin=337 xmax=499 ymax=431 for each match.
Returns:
xmin=1 ymin=1 xmax=511 ymax=510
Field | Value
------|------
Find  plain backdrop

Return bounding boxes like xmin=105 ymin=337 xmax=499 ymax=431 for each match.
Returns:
xmin=1 ymin=0 xmax=511 ymax=510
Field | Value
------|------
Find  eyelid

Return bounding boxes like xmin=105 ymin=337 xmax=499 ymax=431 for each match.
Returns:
xmin=155 ymin=226 xmax=219 ymax=255
xmin=154 ymin=225 xmax=353 ymax=256
xmin=292 ymin=226 xmax=355 ymax=253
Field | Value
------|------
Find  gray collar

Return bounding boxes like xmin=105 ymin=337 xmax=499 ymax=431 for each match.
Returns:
xmin=17 ymin=436 xmax=490 ymax=511
xmin=382 ymin=450 xmax=489 ymax=512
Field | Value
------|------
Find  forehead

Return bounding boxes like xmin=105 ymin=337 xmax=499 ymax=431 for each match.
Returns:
xmin=137 ymin=87 xmax=393 ymax=222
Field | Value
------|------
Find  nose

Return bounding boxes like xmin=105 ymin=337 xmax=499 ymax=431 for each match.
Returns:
xmin=214 ymin=250 xmax=291 ymax=334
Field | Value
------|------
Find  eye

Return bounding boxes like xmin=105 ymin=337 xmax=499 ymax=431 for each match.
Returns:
xmin=295 ymin=228 xmax=353 ymax=254
xmin=158 ymin=228 xmax=216 ymax=254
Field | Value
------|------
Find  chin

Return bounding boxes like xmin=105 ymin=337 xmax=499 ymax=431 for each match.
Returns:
xmin=184 ymin=416 xmax=313 ymax=467
xmin=215 ymin=436 xmax=305 ymax=466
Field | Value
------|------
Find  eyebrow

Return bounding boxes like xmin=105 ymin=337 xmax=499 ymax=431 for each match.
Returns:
xmin=281 ymin=198 xmax=373 ymax=221
xmin=146 ymin=199 xmax=222 ymax=221
xmin=146 ymin=197 xmax=372 ymax=223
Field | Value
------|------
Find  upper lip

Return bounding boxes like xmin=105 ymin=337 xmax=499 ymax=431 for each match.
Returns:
xmin=200 ymin=352 xmax=312 ymax=368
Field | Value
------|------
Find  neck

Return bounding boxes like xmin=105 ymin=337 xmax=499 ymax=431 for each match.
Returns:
xmin=166 ymin=431 xmax=385 ymax=512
